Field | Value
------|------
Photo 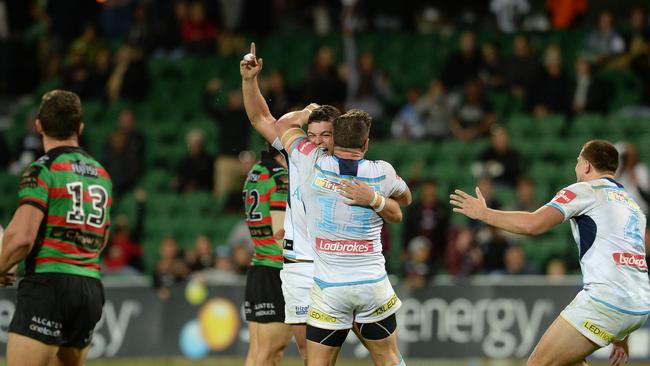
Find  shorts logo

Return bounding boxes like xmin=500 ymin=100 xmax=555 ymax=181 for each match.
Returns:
xmin=297 ymin=140 xmax=316 ymax=155
xmin=553 ymin=189 xmax=576 ymax=204
xmin=613 ymin=252 xmax=648 ymax=271
xmin=309 ymin=308 xmax=337 ymax=323
xmin=583 ymin=320 xmax=613 ymax=343
xmin=316 ymin=238 xmax=374 ymax=254
xmin=295 ymin=306 xmax=308 ymax=316
xmin=373 ymin=294 xmax=398 ymax=316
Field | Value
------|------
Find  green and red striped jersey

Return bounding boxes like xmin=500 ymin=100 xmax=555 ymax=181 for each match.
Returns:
xmin=242 ymin=152 xmax=288 ymax=269
xmin=17 ymin=146 xmax=112 ymax=279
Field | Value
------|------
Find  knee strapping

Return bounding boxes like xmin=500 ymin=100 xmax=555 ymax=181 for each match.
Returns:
xmin=306 ymin=325 xmax=349 ymax=347
xmin=358 ymin=314 xmax=397 ymax=340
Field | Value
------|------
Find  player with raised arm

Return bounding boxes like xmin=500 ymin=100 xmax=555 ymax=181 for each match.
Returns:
xmin=450 ymin=140 xmax=650 ymax=366
xmin=275 ymin=108 xmax=412 ymax=366
xmin=240 ymin=43 xmax=404 ymax=364
xmin=242 ymin=145 xmax=292 ymax=366
xmin=0 ymin=90 xmax=112 ymax=366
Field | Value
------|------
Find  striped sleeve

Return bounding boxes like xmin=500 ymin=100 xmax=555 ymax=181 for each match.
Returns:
xmin=270 ymin=171 xmax=288 ymax=211
xmin=17 ymin=163 xmax=50 ymax=212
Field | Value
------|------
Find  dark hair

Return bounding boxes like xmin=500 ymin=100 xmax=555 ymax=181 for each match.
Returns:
xmin=333 ymin=109 xmax=372 ymax=149
xmin=308 ymin=105 xmax=341 ymax=124
xmin=38 ymin=90 xmax=83 ymax=140
xmin=580 ymin=140 xmax=619 ymax=173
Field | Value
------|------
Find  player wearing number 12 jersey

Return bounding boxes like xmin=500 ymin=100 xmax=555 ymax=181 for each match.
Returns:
xmin=0 ymin=90 xmax=112 ymax=366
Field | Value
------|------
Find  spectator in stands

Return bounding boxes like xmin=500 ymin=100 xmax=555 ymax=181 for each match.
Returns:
xmin=479 ymin=226 xmax=509 ymax=273
xmin=106 ymin=44 xmax=150 ymax=103
xmin=343 ymin=23 xmax=393 ymax=124
xmin=441 ymin=30 xmax=481 ymax=90
xmin=402 ymin=236 xmax=433 ymax=290
xmin=154 ymin=236 xmax=190 ymax=300
xmin=60 ymin=45 xmax=90 ymax=97
xmin=204 ymin=80 xmax=251 ymax=203
xmin=103 ymin=109 xmax=145 ymax=196
xmin=479 ymin=41 xmax=505 ymax=91
xmin=414 ymin=79 xmax=452 ymax=140
xmin=391 ymin=86 xmax=426 ymax=140
xmin=227 ymin=220 xmax=254 ymax=274
xmin=568 ymin=57 xmax=610 ymax=115
xmin=0 ymin=132 xmax=10 ymax=170
xmin=180 ymin=1 xmax=217 ymax=54
xmin=186 ymin=234 xmax=215 ymax=271
xmin=584 ymin=10 xmax=626 ymax=64
xmin=262 ymin=70 xmax=297 ymax=118
xmin=445 ymin=227 xmax=483 ymax=277
xmin=304 ymin=46 xmax=346 ymax=109
xmin=476 ymin=126 xmax=521 ymax=188
xmin=512 ymin=176 xmax=541 ymax=212
xmin=546 ymin=0 xmax=587 ymax=29
xmin=172 ymin=129 xmax=214 ymax=193
xmin=403 ymin=179 xmax=450 ymax=272
xmin=546 ymin=257 xmax=568 ymax=282
xmin=102 ymin=189 xmax=146 ymax=274
xmin=528 ymin=43 xmax=569 ymax=116
xmin=9 ymin=112 xmax=43 ymax=175
xmin=127 ymin=3 xmax=155 ymax=54
xmin=85 ymin=48 xmax=111 ymax=100
xmin=68 ymin=23 xmax=103 ymax=67
xmin=490 ymin=0 xmax=530 ymax=33
xmin=616 ymin=142 xmax=650 ymax=214
xmin=450 ymin=79 xmax=496 ymax=141
xmin=502 ymin=245 xmax=537 ymax=275
xmin=504 ymin=35 xmax=539 ymax=100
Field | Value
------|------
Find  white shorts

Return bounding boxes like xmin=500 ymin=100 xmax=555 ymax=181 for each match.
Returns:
xmin=307 ymin=276 xmax=401 ymax=330
xmin=280 ymin=262 xmax=313 ymax=324
xmin=561 ymin=290 xmax=649 ymax=347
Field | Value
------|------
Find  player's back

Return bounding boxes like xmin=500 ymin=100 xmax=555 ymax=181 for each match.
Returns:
xmin=550 ymin=177 xmax=650 ymax=312
xmin=302 ymin=155 xmax=407 ymax=285
xmin=19 ymin=146 xmax=112 ymax=279
xmin=243 ymin=154 xmax=288 ymax=269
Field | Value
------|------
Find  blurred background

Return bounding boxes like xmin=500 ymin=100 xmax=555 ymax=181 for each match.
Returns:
xmin=0 ymin=0 xmax=650 ymax=364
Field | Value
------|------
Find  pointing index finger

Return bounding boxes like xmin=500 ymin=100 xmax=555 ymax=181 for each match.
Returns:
xmin=251 ymin=42 xmax=256 ymax=56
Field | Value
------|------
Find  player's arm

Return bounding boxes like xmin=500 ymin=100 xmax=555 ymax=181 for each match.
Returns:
xmin=0 ymin=205 xmax=44 ymax=274
xmin=240 ymin=42 xmax=278 ymax=143
xmin=275 ymin=103 xmax=320 ymax=153
xmin=450 ymin=187 xmax=563 ymax=235
xmin=339 ymin=179 xmax=405 ymax=224
xmin=269 ymin=172 xmax=288 ymax=249
xmin=270 ymin=211 xmax=286 ymax=249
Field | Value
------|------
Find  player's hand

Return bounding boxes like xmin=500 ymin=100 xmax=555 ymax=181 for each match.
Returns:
xmin=240 ymin=42 xmax=263 ymax=81
xmin=450 ymin=187 xmax=488 ymax=220
xmin=339 ymin=179 xmax=375 ymax=206
xmin=610 ymin=338 xmax=629 ymax=366
xmin=0 ymin=271 xmax=16 ymax=287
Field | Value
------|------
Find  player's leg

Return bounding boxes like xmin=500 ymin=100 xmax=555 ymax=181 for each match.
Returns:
xmin=358 ymin=315 xmax=403 ymax=366
xmin=291 ymin=324 xmax=308 ymax=364
xmin=48 ymin=345 xmax=91 ymax=366
xmin=245 ymin=321 xmax=259 ymax=366
xmin=527 ymin=316 xmax=599 ymax=366
xmin=256 ymin=321 xmax=293 ymax=366
xmin=281 ymin=263 xmax=314 ymax=364
xmin=306 ymin=325 xmax=350 ymax=366
xmin=6 ymin=333 xmax=57 ymax=366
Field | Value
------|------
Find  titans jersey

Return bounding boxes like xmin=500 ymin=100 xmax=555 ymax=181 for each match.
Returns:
xmin=272 ymin=138 xmax=313 ymax=261
xmin=288 ymin=137 xmax=407 ymax=285
xmin=546 ymin=177 xmax=650 ymax=314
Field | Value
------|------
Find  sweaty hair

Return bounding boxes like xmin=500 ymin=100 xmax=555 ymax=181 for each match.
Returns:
xmin=580 ymin=140 xmax=619 ymax=173
xmin=38 ymin=90 xmax=83 ymax=140
xmin=308 ymin=105 xmax=341 ymax=124
xmin=333 ymin=109 xmax=372 ymax=149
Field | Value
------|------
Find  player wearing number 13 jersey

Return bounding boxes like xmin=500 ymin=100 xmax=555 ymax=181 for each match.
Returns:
xmin=450 ymin=140 xmax=650 ymax=366
xmin=1 ymin=90 xmax=111 ymax=366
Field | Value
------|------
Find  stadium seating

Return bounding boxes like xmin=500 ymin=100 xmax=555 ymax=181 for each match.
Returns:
xmin=2 ymin=30 xmax=648 ymax=274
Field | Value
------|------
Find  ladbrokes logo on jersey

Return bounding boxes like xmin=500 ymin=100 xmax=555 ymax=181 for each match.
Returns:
xmin=613 ymin=252 xmax=648 ymax=271
xmin=553 ymin=189 xmax=576 ymax=204
xmin=316 ymin=238 xmax=373 ymax=253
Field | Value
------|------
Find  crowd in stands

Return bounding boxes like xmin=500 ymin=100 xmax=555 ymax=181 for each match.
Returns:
xmin=1 ymin=0 xmax=650 ymax=293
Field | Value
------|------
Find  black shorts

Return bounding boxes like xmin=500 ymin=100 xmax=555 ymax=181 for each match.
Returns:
xmin=9 ymin=273 xmax=105 ymax=348
xmin=244 ymin=266 xmax=285 ymax=323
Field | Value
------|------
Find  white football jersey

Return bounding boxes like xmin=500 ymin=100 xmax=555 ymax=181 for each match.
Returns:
xmin=272 ymin=138 xmax=313 ymax=261
xmin=546 ymin=177 xmax=650 ymax=314
xmin=288 ymin=137 xmax=407 ymax=285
